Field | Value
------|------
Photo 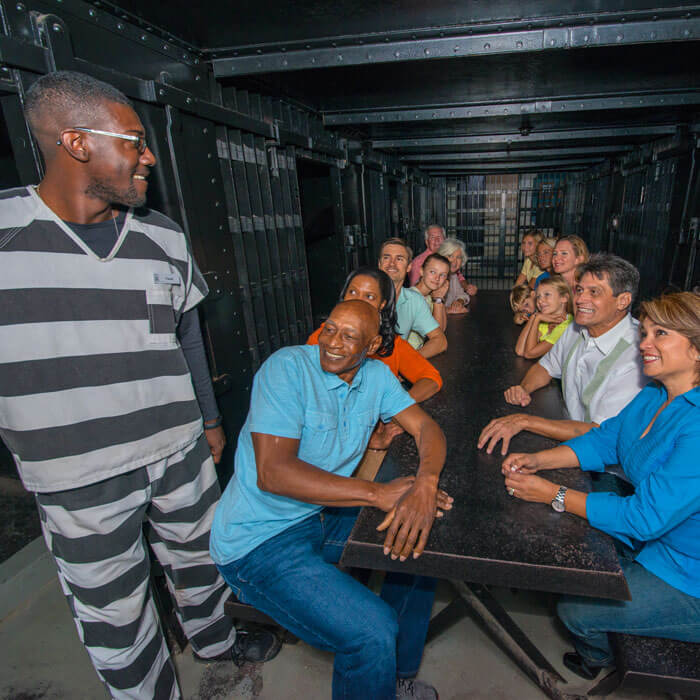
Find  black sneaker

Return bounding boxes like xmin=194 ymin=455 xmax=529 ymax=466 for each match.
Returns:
xmin=193 ymin=627 xmax=282 ymax=666
xmin=562 ymin=651 xmax=605 ymax=680
xmin=396 ymin=678 xmax=438 ymax=699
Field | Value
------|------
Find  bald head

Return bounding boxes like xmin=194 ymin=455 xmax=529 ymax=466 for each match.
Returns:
xmin=328 ymin=300 xmax=380 ymax=339
xmin=25 ymin=71 xmax=132 ymax=157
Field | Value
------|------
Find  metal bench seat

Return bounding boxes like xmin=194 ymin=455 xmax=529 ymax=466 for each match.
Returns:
xmin=589 ymin=633 xmax=700 ymax=697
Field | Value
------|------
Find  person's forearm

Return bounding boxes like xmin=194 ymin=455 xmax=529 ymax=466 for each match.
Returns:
xmin=514 ymin=273 xmax=527 ymax=286
xmin=432 ymin=302 xmax=447 ymax=331
xmin=177 ymin=309 xmax=219 ymax=422
xmin=408 ymin=378 xmax=440 ymax=403
xmin=419 ymin=333 xmax=447 ymax=358
xmin=522 ymin=317 xmax=545 ymax=358
xmin=533 ymin=445 xmax=580 ymax=471
xmin=520 ymin=362 xmax=552 ymax=394
xmin=414 ymin=419 xmax=447 ymax=484
xmin=515 ymin=316 xmax=536 ymax=356
xmin=258 ymin=453 xmax=380 ymax=507
xmin=520 ymin=415 xmax=595 ymax=442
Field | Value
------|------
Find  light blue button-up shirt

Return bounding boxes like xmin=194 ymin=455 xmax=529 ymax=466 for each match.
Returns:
xmin=210 ymin=344 xmax=415 ymax=565
xmin=565 ymin=383 xmax=700 ymax=597
xmin=395 ymin=286 xmax=439 ymax=340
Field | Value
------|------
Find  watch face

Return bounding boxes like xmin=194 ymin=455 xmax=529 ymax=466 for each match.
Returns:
xmin=552 ymin=499 xmax=566 ymax=513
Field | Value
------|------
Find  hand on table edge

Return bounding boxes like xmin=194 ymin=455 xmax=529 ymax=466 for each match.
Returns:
xmin=375 ymin=474 xmax=452 ymax=561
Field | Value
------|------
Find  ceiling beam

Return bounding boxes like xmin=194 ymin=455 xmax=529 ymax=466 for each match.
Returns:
xmin=212 ymin=16 xmax=700 ymax=78
xmin=323 ymin=91 xmax=700 ymax=126
xmin=423 ymin=158 xmax=604 ymax=171
xmin=399 ymin=145 xmax=634 ymax=162
xmin=371 ymin=125 xmax=678 ymax=149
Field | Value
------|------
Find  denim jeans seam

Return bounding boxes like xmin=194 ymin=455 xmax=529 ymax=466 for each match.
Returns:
xmin=236 ymin=576 xmax=339 ymax=650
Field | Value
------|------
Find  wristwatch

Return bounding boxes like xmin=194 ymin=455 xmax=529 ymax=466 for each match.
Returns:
xmin=551 ymin=485 xmax=568 ymax=512
xmin=433 ymin=297 xmax=444 ymax=304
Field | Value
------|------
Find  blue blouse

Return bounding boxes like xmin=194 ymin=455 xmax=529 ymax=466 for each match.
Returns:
xmin=565 ymin=383 xmax=700 ymax=598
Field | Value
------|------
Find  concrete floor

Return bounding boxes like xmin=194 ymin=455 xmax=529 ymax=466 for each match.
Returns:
xmin=0 ymin=539 xmax=667 ymax=700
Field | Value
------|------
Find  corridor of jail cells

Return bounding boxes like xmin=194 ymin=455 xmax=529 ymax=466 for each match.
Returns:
xmin=0 ymin=1 xmax=699 ymax=699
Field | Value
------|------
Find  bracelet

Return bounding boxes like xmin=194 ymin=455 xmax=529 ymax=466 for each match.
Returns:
xmin=204 ymin=415 xmax=223 ymax=429
xmin=367 ymin=447 xmax=387 ymax=452
xmin=433 ymin=297 xmax=444 ymax=304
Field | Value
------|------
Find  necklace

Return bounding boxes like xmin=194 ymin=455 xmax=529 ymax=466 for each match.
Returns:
xmin=36 ymin=183 xmax=121 ymax=255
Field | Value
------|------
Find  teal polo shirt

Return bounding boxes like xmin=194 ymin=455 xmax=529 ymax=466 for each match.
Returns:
xmin=210 ymin=344 xmax=415 ymax=565
xmin=395 ymin=287 xmax=439 ymax=340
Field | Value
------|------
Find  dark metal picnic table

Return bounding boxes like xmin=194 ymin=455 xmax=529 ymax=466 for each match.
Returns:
xmin=340 ymin=290 xmax=630 ymax=700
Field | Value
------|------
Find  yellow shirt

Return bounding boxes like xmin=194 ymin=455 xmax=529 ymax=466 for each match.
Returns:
xmin=538 ymin=314 xmax=573 ymax=345
xmin=521 ymin=258 xmax=543 ymax=282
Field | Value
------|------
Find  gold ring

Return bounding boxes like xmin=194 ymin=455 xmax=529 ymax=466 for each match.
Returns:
xmin=507 ymin=487 xmax=515 ymax=497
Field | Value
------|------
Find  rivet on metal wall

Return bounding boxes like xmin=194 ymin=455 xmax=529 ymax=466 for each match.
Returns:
xmin=88 ymin=8 xmax=96 ymax=16
xmin=202 ymin=127 xmax=208 ymax=133
xmin=116 ymin=22 xmax=123 ymax=29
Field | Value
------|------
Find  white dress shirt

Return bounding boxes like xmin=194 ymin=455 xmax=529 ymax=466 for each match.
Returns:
xmin=538 ymin=313 xmax=646 ymax=424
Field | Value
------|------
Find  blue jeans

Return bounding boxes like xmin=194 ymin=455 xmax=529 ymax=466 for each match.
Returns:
xmin=217 ymin=507 xmax=436 ymax=700
xmin=557 ymin=553 xmax=700 ymax=666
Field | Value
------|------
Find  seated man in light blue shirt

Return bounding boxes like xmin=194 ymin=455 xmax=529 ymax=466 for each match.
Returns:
xmin=378 ymin=238 xmax=448 ymax=359
xmin=211 ymin=300 xmax=449 ymax=700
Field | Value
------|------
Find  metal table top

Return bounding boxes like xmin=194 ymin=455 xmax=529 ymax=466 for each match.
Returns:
xmin=341 ymin=290 xmax=630 ymax=601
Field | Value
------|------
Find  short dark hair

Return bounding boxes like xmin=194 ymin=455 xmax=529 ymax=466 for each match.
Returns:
xmin=576 ymin=253 xmax=640 ymax=305
xmin=339 ymin=268 xmax=396 ymax=357
xmin=25 ymin=71 xmax=132 ymax=139
xmin=379 ymin=237 xmax=413 ymax=262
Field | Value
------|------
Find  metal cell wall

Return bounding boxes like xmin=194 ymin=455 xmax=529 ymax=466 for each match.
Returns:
xmin=0 ymin=0 xmax=441 ymax=459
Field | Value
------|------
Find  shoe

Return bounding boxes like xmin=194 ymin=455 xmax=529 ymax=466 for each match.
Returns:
xmin=396 ymin=678 xmax=438 ymax=699
xmin=562 ymin=651 xmax=604 ymax=680
xmin=194 ymin=627 xmax=282 ymax=666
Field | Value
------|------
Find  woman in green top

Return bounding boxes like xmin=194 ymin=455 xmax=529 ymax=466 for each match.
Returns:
xmin=515 ymin=274 xmax=573 ymax=359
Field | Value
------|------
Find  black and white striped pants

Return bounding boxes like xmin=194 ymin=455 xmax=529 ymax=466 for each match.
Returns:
xmin=35 ymin=432 xmax=235 ymax=699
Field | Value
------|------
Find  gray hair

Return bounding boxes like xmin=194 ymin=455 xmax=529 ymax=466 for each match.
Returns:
xmin=437 ymin=237 xmax=467 ymax=272
xmin=576 ymin=253 xmax=640 ymax=306
xmin=424 ymin=224 xmax=445 ymax=240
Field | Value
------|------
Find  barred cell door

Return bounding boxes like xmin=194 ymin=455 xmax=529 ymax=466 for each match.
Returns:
xmin=446 ymin=175 xmax=519 ymax=289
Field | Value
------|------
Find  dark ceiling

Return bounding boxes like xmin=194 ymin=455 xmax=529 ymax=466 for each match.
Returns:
xmin=107 ymin=0 xmax=700 ymax=172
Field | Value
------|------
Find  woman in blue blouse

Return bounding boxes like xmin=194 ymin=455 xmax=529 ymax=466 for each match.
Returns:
xmin=501 ymin=291 xmax=700 ymax=679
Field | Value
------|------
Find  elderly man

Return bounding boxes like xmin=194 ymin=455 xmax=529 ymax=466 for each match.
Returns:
xmin=479 ymin=254 xmax=646 ymax=454
xmin=408 ymin=224 xmax=446 ymax=286
xmin=0 ymin=71 xmax=279 ymax=699
xmin=210 ymin=299 xmax=449 ymax=700
xmin=379 ymin=238 xmax=448 ymax=358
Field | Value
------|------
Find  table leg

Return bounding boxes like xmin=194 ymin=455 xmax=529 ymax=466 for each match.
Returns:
xmin=449 ymin=580 xmax=585 ymax=700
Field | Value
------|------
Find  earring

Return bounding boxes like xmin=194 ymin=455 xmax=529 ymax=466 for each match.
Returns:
xmin=56 ymin=140 xmax=61 ymax=145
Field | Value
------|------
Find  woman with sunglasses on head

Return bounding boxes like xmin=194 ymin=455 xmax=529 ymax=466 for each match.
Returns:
xmin=500 ymin=291 xmax=700 ymax=680
xmin=551 ymin=235 xmax=590 ymax=289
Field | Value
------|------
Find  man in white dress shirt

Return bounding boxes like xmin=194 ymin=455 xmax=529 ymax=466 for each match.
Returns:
xmin=479 ymin=254 xmax=646 ymax=454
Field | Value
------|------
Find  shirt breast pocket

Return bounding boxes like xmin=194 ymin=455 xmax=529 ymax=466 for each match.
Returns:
xmin=301 ymin=409 xmax=337 ymax=466
xmin=146 ymin=285 xmax=177 ymax=347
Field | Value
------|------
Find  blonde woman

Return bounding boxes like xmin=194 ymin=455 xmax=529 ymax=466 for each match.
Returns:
xmin=514 ymin=230 xmax=544 ymax=286
xmin=502 ymin=291 xmax=700 ymax=680
xmin=437 ymin=237 xmax=478 ymax=315
xmin=552 ymin=235 xmax=590 ymax=288
xmin=515 ymin=275 xmax=574 ymax=359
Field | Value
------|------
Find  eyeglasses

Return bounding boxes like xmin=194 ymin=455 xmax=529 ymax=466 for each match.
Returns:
xmin=59 ymin=127 xmax=148 ymax=154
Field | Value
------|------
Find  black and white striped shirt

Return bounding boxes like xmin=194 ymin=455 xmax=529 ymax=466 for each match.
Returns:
xmin=0 ymin=186 xmax=209 ymax=492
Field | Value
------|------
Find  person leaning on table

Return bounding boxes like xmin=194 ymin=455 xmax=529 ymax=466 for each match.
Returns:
xmin=500 ymin=291 xmax=700 ymax=680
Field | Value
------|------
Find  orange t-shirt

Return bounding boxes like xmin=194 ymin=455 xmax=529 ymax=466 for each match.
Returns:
xmin=306 ymin=326 xmax=443 ymax=390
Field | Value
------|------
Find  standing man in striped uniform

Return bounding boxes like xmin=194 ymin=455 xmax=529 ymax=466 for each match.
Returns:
xmin=0 ymin=71 xmax=280 ymax=699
